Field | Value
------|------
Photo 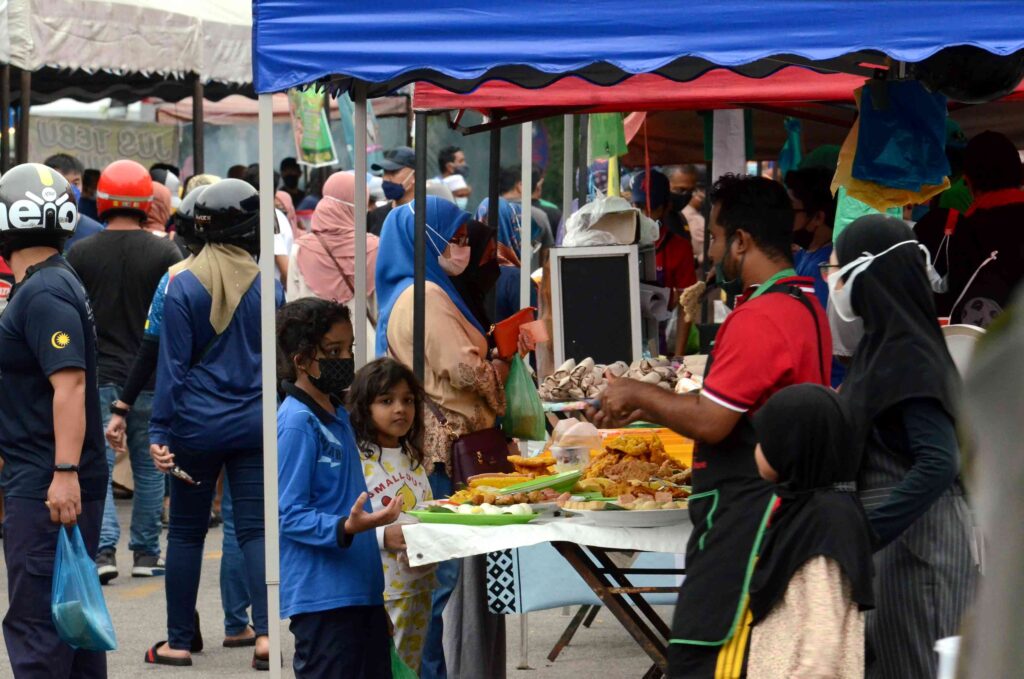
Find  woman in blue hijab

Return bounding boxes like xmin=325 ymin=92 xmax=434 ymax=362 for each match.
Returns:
xmin=375 ymin=196 xmax=509 ymax=679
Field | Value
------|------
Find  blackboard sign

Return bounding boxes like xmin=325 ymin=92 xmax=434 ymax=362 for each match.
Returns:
xmin=552 ymin=246 xmax=641 ymax=367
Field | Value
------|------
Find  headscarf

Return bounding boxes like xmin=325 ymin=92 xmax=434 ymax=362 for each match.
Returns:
xmin=185 ymin=173 xmax=220 ymax=195
xmin=451 ymin=219 xmax=500 ymax=329
xmin=144 ymin=183 xmax=172 ymax=233
xmin=836 ymin=215 xmax=959 ymax=430
xmin=375 ymin=196 xmax=481 ymax=357
xmin=294 ymin=172 xmax=377 ymax=304
xmin=190 ymin=243 xmax=260 ymax=335
xmin=750 ymin=384 xmax=875 ymax=623
xmin=275 ymin=190 xmax=300 ymax=239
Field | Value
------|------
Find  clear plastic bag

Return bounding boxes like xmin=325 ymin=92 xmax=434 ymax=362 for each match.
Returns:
xmin=563 ymin=194 xmax=658 ymax=247
xmin=502 ymin=354 xmax=547 ymax=442
xmin=51 ymin=525 xmax=117 ymax=651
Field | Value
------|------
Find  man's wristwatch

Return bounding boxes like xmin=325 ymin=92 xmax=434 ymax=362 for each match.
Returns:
xmin=53 ymin=463 xmax=80 ymax=473
xmin=109 ymin=400 xmax=130 ymax=417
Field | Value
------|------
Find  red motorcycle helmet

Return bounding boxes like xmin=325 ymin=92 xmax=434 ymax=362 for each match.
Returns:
xmin=96 ymin=159 xmax=153 ymax=220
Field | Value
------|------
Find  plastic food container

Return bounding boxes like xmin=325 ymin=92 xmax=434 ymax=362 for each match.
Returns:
xmin=550 ymin=446 xmax=591 ymax=473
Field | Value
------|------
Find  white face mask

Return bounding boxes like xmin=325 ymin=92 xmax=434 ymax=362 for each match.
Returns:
xmin=827 ymin=297 xmax=864 ymax=358
xmin=455 ymin=197 xmax=469 ymax=210
xmin=826 ymin=239 xmax=944 ymax=322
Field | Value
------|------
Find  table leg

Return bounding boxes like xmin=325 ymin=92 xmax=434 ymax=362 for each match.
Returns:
xmin=583 ymin=604 xmax=601 ymax=628
xmin=588 ymin=547 xmax=675 ymax=640
xmin=547 ymin=605 xmax=593 ymax=662
xmin=642 ymin=662 xmax=666 ymax=679
xmin=552 ymin=542 xmax=668 ymax=675
xmin=518 ymin=613 xmax=530 ymax=669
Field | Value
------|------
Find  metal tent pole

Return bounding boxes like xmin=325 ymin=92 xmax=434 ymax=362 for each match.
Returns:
xmin=576 ymin=114 xmax=588 ymax=207
xmin=257 ymin=93 xmax=283 ymax=679
xmin=488 ymin=127 xmax=501 ymax=232
xmin=1 ymin=64 xmax=10 ymax=172
xmin=16 ymin=68 xmax=29 ymax=164
xmin=193 ymin=76 xmax=205 ymax=175
xmin=412 ymin=111 xmax=427 ymax=382
xmin=353 ymin=84 xmax=369 ymax=367
xmin=520 ymin=122 xmax=533 ymax=309
xmin=562 ymin=114 xmax=574 ymax=221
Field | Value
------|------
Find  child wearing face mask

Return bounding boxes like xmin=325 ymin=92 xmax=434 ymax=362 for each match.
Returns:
xmin=276 ymin=298 xmax=403 ymax=679
xmin=348 ymin=358 xmax=437 ymax=674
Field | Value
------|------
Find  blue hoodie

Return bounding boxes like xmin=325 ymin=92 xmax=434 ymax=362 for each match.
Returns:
xmin=277 ymin=383 xmax=384 ymax=618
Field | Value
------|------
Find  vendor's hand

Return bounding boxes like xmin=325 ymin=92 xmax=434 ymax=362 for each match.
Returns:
xmin=47 ymin=473 xmax=82 ymax=525
xmin=345 ymin=492 xmax=402 ymax=535
xmin=105 ymin=414 xmax=128 ymax=455
xmin=150 ymin=444 xmax=175 ymax=473
xmin=383 ymin=524 xmax=406 ymax=552
xmin=587 ymin=374 xmax=646 ymax=428
xmin=493 ymin=358 xmax=510 ymax=384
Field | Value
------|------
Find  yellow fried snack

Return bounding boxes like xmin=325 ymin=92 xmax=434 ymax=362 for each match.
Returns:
xmin=467 ymin=473 xmax=532 ymax=489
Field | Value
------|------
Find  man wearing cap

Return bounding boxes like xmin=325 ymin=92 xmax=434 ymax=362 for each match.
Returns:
xmin=369 ymin=146 xmax=417 ymax=235
xmin=66 ymin=160 xmax=182 ymax=584
xmin=443 ymin=174 xmax=472 ymax=211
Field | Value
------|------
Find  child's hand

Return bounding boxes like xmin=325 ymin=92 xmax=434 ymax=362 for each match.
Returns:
xmin=383 ymin=524 xmax=406 ymax=552
xmin=344 ymin=492 xmax=402 ymax=535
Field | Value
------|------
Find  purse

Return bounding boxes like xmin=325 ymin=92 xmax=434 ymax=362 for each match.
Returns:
xmin=424 ymin=398 xmax=512 ymax=486
xmin=489 ymin=307 xmax=537 ymax=359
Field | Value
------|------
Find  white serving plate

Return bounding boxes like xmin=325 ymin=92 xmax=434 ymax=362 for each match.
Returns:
xmin=565 ymin=506 xmax=691 ymax=528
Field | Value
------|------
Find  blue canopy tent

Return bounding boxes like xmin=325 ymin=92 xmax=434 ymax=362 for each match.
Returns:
xmin=250 ymin=3 xmax=1024 ymax=673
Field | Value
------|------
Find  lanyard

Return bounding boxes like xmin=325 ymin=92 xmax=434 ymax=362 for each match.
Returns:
xmin=747 ymin=268 xmax=796 ymax=301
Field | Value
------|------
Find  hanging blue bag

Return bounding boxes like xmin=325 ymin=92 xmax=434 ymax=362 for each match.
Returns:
xmin=51 ymin=525 xmax=118 ymax=651
xmin=852 ymin=79 xmax=950 ymax=192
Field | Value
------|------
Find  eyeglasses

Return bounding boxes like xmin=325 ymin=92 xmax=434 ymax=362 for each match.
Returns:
xmin=818 ymin=262 xmax=841 ymax=281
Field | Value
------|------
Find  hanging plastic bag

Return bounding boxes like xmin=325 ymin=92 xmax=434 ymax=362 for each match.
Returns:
xmin=853 ymin=79 xmax=950 ymax=191
xmin=51 ymin=525 xmax=117 ymax=651
xmin=502 ymin=354 xmax=547 ymax=442
xmin=390 ymin=641 xmax=418 ymax=679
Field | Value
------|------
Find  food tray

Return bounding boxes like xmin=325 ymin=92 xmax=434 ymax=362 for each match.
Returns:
xmin=497 ymin=470 xmax=582 ymax=496
xmin=565 ymin=506 xmax=691 ymax=528
xmin=407 ymin=510 xmax=538 ymax=526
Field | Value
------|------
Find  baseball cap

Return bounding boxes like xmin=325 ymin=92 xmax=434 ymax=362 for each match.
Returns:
xmin=630 ymin=169 xmax=670 ymax=210
xmin=372 ymin=146 xmax=416 ymax=173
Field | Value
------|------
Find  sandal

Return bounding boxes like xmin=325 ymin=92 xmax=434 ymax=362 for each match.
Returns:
xmin=224 ymin=625 xmax=257 ymax=648
xmin=144 ymin=642 xmax=192 ymax=667
xmin=252 ymin=653 xmax=270 ymax=671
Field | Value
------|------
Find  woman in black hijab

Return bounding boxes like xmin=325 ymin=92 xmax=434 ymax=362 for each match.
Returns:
xmin=748 ymin=384 xmax=874 ymax=679
xmin=450 ymin=219 xmax=500 ymax=331
xmin=828 ymin=215 xmax=979 ymax=679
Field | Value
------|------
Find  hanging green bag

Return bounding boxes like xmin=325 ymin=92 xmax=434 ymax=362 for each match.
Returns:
xmin=502 ymin=355 xmax=547 ymax=442
xmin=390 ymin=641 xmax=418 ymax=679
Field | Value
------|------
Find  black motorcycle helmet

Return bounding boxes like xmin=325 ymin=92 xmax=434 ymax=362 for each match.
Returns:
xmin=194 ymin=178 xmax=260 ymax=253
xmin=175 ymin=185 xmax=209 ymax=253
xmin=0 ymin=163 xmax=79 ymax=259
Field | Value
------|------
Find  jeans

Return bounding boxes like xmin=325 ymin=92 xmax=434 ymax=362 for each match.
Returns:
xmin=98 ymin=385 xmax=163 ymax=556
xmin=420 ymin=465 xmax=460 ymax=679
xmin=165 ymin=446 xmax=267 ymax=650
xmin=220 ymin=477 xmax=252 ymax=636
xmin=3 ymin=498 xmax=106 ymax=679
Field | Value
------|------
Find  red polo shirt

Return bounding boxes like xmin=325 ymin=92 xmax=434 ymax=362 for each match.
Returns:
xmin=702 ymin=275 xmax=831 ymax=414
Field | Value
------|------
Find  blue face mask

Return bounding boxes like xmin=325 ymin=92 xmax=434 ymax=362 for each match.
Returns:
xmin=70 ymin=184 xmax=82 ymax=203
xmin=381 ymin=180 xmax=405 ymax=201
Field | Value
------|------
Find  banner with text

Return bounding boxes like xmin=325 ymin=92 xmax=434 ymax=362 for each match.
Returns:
xmin=30 ymin=117 xmax=179 ymax=171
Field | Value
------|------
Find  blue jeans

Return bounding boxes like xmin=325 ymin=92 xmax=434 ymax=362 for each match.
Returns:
xmin=165 ymin=446 xmax=267 ymax=650
xmin=420 ymin=465 xmax=461 ymax=679
xmin=220 ymin=477 xmax=252 ymax=636
xmin=99 ymin=385 xmax=163 ymax=556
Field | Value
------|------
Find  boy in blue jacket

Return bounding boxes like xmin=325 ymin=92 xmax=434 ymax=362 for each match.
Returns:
xmin=277 ymin=297 xmax=401 ymax=679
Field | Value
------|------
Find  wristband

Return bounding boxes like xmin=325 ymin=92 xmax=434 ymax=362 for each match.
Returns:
xmin=54 ymin=463 xmax=80 ymax=473
xmin=109 ymin=401 xmax=130 ymax=417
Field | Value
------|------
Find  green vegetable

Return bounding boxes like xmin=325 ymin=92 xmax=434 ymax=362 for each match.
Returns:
xmin=425 ymin=505 xmax=456 ymax=513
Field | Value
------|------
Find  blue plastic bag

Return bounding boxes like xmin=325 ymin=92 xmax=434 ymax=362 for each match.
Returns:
xmin=852 ymin=79 xmax=950 ymax=192
xmin=51 ymin=525 xmax=117 ymax=651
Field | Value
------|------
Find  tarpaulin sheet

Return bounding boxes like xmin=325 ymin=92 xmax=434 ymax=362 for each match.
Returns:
xmin=253 ymin=1 xmax=1024 ymax=95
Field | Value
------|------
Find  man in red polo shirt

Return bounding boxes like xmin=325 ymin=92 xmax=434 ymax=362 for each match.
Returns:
xmin=593 ymin=174 xmax=831 ymax=679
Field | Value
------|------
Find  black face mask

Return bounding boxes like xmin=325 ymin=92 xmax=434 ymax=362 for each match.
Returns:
xmin=309 ymin=357 xmax=355 ymax=399
xmin=282 ymin=174 xmax=300 ymax=189
xmin=671 ymin=190 xmax=693 ymax=207
xmin=792 ymin=227 xmax=814 ymax=250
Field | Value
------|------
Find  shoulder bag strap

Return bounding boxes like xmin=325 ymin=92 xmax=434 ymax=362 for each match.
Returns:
xmin=764 ymin=283 xmax=828 ymax=384
xmin=311 ymin=231 xmax=357 ymax=296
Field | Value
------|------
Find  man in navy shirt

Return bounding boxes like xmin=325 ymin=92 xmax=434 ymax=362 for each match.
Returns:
xmin=0 ymin=163 xmax=108 ymax=677
xmin=43 ymin=153 xmax=104 ymax=251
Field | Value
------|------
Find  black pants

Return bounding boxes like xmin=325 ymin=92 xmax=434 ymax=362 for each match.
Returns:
xmin=2 ymin=497 xmax=106 ymax=679
xmin=289 ymin=605 xmax=391 ymax=679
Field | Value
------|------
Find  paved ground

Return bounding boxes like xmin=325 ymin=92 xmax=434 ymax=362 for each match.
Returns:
xmin=0 ymin=499 xmax=670 ymax=678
